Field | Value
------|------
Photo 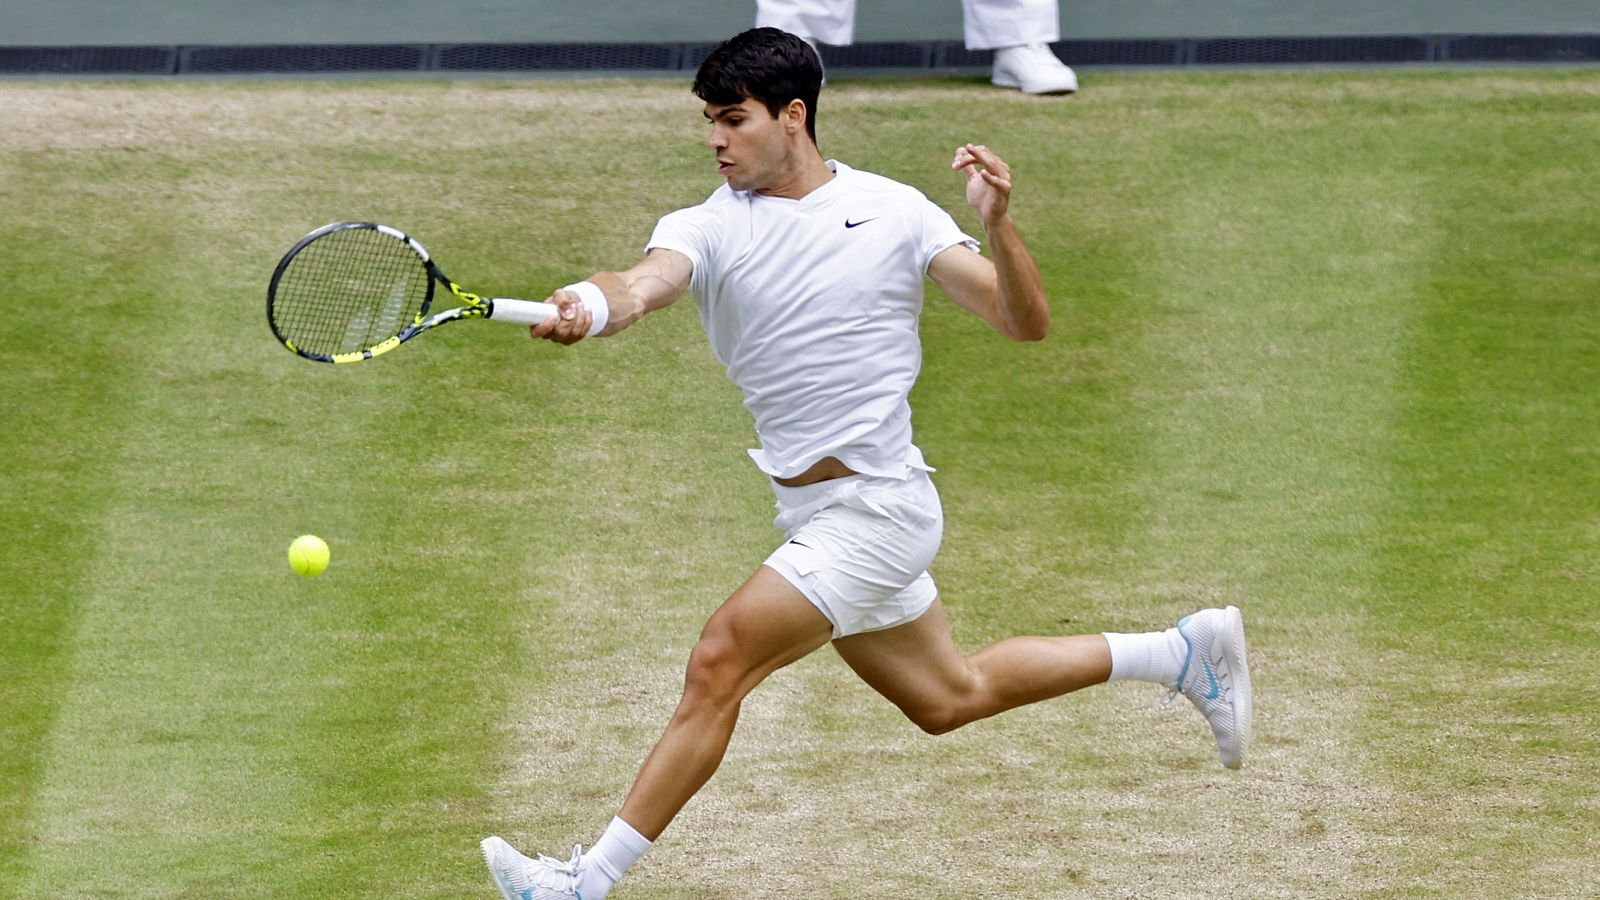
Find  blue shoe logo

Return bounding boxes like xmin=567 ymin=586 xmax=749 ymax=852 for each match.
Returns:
xmin=1199 ymin=658 xmax=1220 ymax=700
xmin=1176 ymin=616 xmax=1221 ymax=700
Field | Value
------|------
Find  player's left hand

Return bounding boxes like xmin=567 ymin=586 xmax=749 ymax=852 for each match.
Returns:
xmin=953 ymin=143 xmax=1012 ymax=227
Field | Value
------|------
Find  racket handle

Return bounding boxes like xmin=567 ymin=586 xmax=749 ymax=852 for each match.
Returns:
xmin=487 ymin=298 xmax=557 ymax=325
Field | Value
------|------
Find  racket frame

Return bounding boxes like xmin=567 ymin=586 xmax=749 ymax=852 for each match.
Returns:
xmin=267 ymin=221 xmax=553 ymax=364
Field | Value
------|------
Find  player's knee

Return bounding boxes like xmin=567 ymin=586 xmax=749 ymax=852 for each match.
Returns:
xmin=901 ymin=675 xmax=988 ymax=735
xmin=681 ymin=630 xmax=744 ymax=707
xmin=904 ymin=701 xmax=969 ymax=736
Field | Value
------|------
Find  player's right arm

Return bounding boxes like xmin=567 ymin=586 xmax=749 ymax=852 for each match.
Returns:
xmin=531 ymin=248 xmax=694 ymax=344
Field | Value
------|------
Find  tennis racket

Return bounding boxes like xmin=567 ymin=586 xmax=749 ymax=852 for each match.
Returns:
xmin=267 ymin=221 xmax=555 ymax=364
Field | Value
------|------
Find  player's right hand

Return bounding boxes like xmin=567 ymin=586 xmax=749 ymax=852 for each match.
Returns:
xmin=530 ymin=287 xmax=592 ymax=344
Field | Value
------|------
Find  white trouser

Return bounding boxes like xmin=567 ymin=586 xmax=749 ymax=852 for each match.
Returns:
xmin=755 ymin=0 xmax=1060 ymax=50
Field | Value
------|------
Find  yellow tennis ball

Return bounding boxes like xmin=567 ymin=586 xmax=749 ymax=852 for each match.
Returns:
xmin=288 ymin=534 xmax=330 ymax=577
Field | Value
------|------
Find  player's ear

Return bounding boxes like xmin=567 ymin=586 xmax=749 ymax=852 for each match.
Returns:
xmin=783 ymin=99 xmax=807 ymax=135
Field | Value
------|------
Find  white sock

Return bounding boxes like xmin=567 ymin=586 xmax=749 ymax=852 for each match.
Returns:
xmin=1102 ymin=627 xmax=1187 ymax=686
xmin=577 ymin=816 xmax=653 ymax=900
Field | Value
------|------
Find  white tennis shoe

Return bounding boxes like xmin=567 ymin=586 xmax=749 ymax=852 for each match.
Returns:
xmin=481 ymin=836 xmax=585 ymax=900
xmin=1169 ymin=605 xmax=1253 ymax=769
xmin=991 ymin=43 xmax=1079 ymax=95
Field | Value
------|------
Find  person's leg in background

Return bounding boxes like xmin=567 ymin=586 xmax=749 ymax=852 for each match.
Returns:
xmin=755 ymin=0 xmax=856 ymax=47
xmin=964 ymin=0 xmax=1079 ymax=95
xmin=754 ymin=0 xmax=845 ymax=80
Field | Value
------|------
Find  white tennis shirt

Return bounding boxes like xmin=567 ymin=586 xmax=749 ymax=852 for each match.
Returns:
xmin=647 ymin=161 xmax=978 ymax=480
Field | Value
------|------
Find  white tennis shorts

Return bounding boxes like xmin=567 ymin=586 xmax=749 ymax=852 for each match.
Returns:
xmin=763 ymin=470 xmax=944 ymax=638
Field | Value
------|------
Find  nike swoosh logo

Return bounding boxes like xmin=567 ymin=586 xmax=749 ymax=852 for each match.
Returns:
xmin=844 ymin=217 xmax=878 ymax=228
xmin=1201 ymin=658 xmax=1221 ymax=700
xmin=1176 ymin=616 xmax=1222 ymax=700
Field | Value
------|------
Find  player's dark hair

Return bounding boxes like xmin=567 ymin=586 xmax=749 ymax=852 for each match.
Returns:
xmin=693 ymin=27 xmax=822 ymax=144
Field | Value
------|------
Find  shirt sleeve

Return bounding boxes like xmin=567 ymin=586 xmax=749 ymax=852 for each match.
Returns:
xmin=647 ymin=205 xmax=719 ymax=297
xmin=914 ymin=196 xmax=980 ymax=272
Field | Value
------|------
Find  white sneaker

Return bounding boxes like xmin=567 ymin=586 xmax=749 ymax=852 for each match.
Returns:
xmin=1169 ymin=606 xmax=1253 ymax=769
xmin=991 ymin=43 xmax=1078 ymax=95
xmin=481 ymin=836 xmax=584 ymax=900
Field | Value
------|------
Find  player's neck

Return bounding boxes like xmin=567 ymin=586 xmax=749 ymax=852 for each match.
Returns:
xmin=755 ymin=146 xmax=834 ymax=201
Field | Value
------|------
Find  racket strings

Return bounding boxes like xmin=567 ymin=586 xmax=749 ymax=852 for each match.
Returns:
xmin=270 ymin=227 xmax=430 ymax=356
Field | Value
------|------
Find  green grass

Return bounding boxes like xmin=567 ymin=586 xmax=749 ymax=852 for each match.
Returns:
xmin=1 ymin=69 xmax=1597 ymax=897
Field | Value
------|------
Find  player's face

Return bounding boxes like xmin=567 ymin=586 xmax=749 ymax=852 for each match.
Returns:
xmin=704 ymin=98 xmax=794 ymax=193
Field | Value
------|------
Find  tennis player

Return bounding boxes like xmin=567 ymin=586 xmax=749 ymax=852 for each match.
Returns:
xmin=482 ymin=27 xmax=1251 ymax=899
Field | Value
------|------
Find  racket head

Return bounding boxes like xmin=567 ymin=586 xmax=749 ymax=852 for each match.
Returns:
xmin=267 ymin=221 xmax=437 ymax=364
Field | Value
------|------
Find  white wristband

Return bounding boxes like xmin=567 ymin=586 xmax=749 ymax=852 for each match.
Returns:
xmin=562 ymin=281 xmax=610 ymax=337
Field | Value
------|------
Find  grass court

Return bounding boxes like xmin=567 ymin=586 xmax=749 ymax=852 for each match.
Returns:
xmin=2 ymin=68 xmax=1597 ymax=897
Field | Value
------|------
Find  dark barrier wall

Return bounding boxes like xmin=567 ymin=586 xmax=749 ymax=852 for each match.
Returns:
xmin=7 ymin=0 xmax=1600 ymax=45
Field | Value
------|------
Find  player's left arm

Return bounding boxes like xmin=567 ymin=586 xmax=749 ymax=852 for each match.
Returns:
xmin=927 ymin=143 xmax=1049 ymax=342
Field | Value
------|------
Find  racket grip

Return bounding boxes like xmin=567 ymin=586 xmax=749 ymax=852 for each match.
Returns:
xmin=487 ymin=298 xmax=557 ymax=325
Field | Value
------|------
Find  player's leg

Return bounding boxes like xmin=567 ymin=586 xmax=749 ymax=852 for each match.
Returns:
xmin=831 ymin=596 xmax=1112 ymax=735
xmin=616 ymin=565 xmax=833 ymax=838
xmin=484 ymin=566 xmax=833 ymax=900
xmin=964 ymin=0 xmax=1079 ymax=94
xmin=834 ymin=598 xmax=1252 ymax=766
